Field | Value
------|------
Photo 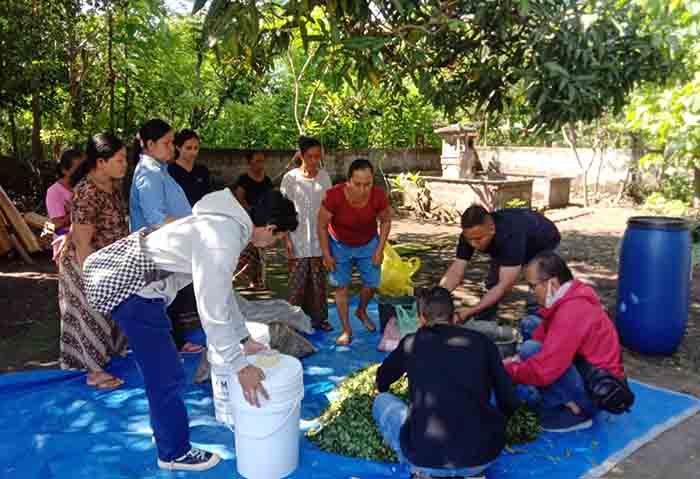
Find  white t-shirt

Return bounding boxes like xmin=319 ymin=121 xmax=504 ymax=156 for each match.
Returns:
xmin=280 ymin=168 xmax=332 ymax=258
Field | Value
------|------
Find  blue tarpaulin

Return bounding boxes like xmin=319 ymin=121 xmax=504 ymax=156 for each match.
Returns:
xmin=1 ymin=300 xmax=698 ymax=478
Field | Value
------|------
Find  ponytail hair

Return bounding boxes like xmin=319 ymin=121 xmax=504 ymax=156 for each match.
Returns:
xmin=70 ymin=132 xmax=125 ymax=187
xmin=130 ymin=118 xmax=172 ymax=165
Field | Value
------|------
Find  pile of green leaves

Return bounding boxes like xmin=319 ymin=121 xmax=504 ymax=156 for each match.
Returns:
xmin=505 ymin=406 xmax=542 ymax=445
xmin=306 ymin=364 xmax=540 ymax=462
xmin=306 ymin=364 xmax=407 ymax=462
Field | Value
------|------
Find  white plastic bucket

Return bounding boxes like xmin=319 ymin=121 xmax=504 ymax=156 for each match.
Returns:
xmin=233 ymin=353 xmax=304 ymax=479
xmin=210 ymin=324 xmax=271 ymax=426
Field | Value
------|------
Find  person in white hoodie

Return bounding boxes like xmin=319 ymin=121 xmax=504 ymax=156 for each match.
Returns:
xmin=110 ymin=188 xmax=298 ymax=472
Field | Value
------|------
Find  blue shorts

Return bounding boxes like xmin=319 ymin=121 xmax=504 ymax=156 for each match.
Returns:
xmin=328 ymin=236 xmax=381 ymax=289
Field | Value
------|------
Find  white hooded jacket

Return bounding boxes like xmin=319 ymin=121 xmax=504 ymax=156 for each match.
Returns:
xmin=138 ymin=188 xmax=253 ymax=372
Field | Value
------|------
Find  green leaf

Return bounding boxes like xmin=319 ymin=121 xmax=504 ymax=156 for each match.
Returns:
xmin=544 ymin=62 xmax=570 ymax=77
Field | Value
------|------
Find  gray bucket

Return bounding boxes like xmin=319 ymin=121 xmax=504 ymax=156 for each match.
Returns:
xmin=462 ymin=320 xmax=519 ymax=358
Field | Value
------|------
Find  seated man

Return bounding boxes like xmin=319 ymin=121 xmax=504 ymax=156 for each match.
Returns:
xmin=504 ymin=251 xmax=626 ymax=432
xmin=373 ymin=287 xmax=518 ymax=479
xmin=440 ymin=204 xmax=560 ymax=322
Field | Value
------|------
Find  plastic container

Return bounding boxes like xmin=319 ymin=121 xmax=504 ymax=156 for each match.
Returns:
xmin=210 ymin=324 xmax=272 ymax=426
xmin=232 ymin=352 xmax=304 ymax=479
xmin=377 ymin=295 xmax=415 ymax=333
xmin=616 ymin=216 xmax=691 ymax=354
xmin=463 ymin=320 xmax=519 ymax=357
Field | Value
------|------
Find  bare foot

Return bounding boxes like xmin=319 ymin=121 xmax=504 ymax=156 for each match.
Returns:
xmin=355 ymin=309 xmax=376 ymax=332
xmin=87 ymin=371 xmax=124 ymax=390
xmin=335 ymin=332 xmax=352 ymax=345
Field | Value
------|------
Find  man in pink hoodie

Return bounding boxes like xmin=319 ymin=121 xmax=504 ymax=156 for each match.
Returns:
xmin=504 ymin=251 xmax=626 ymax=432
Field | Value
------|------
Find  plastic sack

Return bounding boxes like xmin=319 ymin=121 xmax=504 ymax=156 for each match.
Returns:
xmin=378 ymin=243 xmax=421 ymax=297
xmin=377 ymin=318 xmax=401 ymax=352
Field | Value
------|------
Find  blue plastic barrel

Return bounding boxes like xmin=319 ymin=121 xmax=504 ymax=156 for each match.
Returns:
xmin=616 ymin=216 xmax=691 ymax=354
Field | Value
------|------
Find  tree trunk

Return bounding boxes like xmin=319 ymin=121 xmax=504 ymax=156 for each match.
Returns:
xmin=693 ymin=167 xmax=700 ymax=209
xmin=67 ymin=0 xmax=82 ymax=131
xmin=9 ymin=105 xmax=19 ymax=160
xmin=31 ymin=88 xmax=44 ymax=165
xmin=123 ymin=0 xmax=129 ymax=133
xmin=562 ymin=123 xmax=588 ymax=206
xmin=108 ymin=4 xmax=115 ymax=131
xmin=190 ymin=49 xmax=205 ymax=129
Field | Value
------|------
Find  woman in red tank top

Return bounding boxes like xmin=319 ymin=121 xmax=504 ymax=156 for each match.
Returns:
xmin=318 ymin=159 xmax=392 ymax=345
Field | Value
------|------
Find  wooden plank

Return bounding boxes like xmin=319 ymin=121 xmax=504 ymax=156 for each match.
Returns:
xmin=0 ymin=185 xmax=41 ymax=253
xmin=0 ymin=213 xmax=12 ymax=256
xmin=0 ymin=211 xmax=33 ymax=264
xmin=23 ymin=212 xmax=52 ymax=231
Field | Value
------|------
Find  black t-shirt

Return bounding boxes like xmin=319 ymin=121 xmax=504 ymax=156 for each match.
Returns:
xmin=168 ymin=162 xmax=212 ymax=207
xmin=456 ymin=208 xmax=560 ymax=266
xmin=235 ymin=173 xmax=273 ymax=208
xmin=376 ymin=325 xmax=519 ymax=468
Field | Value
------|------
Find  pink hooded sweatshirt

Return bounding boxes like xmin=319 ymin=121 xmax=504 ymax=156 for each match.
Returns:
xmin=506 ymin=279 xmax=625 ymax=386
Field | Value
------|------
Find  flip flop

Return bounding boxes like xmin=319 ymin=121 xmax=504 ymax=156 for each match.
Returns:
xmin=335 ymin=333 xmax=352 ymax=346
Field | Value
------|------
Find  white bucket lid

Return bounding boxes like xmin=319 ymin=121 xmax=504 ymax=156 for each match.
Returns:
xmin=232 ymin=352 xmax=304 ymax=410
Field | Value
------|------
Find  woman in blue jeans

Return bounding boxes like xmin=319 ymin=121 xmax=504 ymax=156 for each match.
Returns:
xmin=318 ymin=159 xmax=392 ymax=345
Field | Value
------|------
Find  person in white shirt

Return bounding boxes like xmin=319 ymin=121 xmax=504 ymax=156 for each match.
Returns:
xmin=109 ymin=188 xmax=298 ymax=472
xmin=280 ymin=136 xmax=333 ymax=331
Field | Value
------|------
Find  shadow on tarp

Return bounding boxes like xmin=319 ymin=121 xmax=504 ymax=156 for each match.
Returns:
xmin=1 ymin=299 xmax=698 ymax=478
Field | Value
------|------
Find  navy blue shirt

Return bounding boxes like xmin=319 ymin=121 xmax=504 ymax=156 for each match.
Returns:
xmin=168 ymin=162 xmax=212 ymax=207
xmin=457 ymin=209 xmax=560 ymax=266
xmin=376 ymin=325 xmax=519 ymax=469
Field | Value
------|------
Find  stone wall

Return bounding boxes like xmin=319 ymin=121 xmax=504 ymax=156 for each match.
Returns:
xmin=476 ymin=146 xmax=634 ymax=189
xmin=198 ymin=147 xmax=441 ymax=186
xmin=397 ymin=175 xmax=534 ymax=212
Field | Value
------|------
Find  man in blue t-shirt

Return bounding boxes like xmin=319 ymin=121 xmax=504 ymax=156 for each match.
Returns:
xmin=440 ymin=204 xmax=560 ymax=322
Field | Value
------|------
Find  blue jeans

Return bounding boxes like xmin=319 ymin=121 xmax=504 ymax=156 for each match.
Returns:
xmin=518 ymin=339 xmax=595 ymax=414
xmin=112 ymin=295 xmax=191 ymax=461
xmin=372 ymin=393 xmax=492 ymax=478
xmin=519 ymin=314 xmax=543 ymax=342
xmin=328 ymin=236 xmax=381 ymax=288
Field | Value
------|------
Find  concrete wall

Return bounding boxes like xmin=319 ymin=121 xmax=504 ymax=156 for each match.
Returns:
xmin=198 ymin=147 xmax=441 ymax=186
xmin=476 ymin=146 xmax=633 ymax=188
xmin=398 ymin=175 xmax=534 ymax=212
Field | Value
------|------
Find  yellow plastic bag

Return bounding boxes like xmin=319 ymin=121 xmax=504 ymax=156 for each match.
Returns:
xmin=378 ymin=243 xmax=421 ymax=297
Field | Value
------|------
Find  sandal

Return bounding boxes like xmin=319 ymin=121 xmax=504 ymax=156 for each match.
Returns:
xmin=335 ymin=332 xmax=352 ymax=346
xmin=181 ymin=342 xmax=205 ymax=354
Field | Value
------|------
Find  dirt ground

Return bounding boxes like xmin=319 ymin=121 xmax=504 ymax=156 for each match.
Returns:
xmin=2 ymin=205 xmax=700 ymax=383
xmin=2 ymin=205 xmax=700 ymax=477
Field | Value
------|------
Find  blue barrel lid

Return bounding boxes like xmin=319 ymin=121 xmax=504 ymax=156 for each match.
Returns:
xmin=627 ymin=216 xmax=689 ymax=230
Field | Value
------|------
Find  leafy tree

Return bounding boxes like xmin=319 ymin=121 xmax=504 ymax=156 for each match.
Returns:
xmin=625 ymin=0 xmax=700 ymax=204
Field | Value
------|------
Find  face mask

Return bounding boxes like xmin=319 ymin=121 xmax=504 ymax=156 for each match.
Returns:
xmin=545 ymin=280 xmax=557 ymax=308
